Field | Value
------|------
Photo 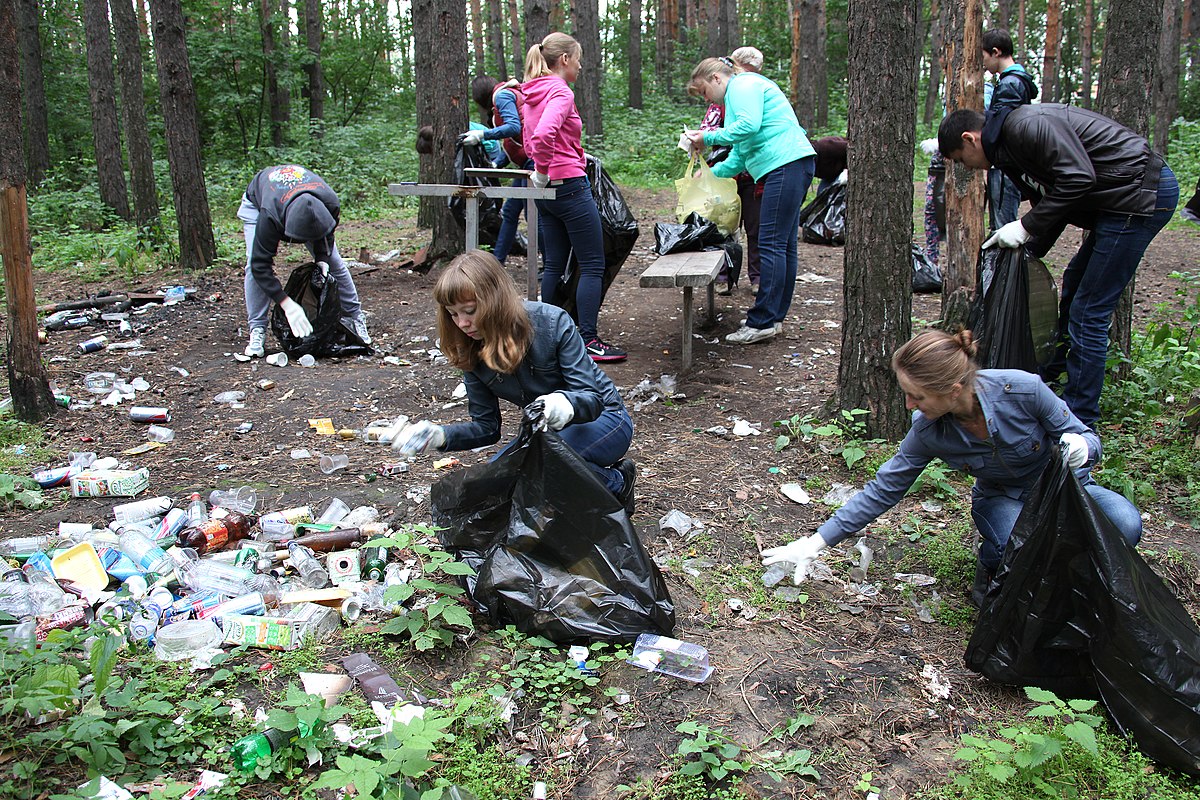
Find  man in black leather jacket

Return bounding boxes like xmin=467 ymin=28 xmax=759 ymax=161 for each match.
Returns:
xmin=938 ymin=105 xmax=1179 ymax=428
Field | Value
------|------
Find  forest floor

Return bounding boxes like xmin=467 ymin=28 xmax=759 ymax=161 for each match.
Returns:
xmin=4 ymin=183 xmax=1200 ymax=799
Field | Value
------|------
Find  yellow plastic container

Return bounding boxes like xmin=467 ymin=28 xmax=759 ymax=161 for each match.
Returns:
xmin=51 ymin=542 xmax=110 ymax=593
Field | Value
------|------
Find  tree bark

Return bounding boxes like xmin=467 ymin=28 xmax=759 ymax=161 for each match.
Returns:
xmin=110 ymin=0 xmax=159 ymax=229
xmin=572 ymin=0 xmax=603 ymax=142
xmin=413 ymin=0 xmax=468 ymax=260
xmin=487 ymin=0 xmax=507 ymax=79
xmin=841 ymin=0 xmax=919 ymax=441
xmin=815 ymin=0 xmax=829 ymax=126
xmin=83 ymin=0 xmax=132 ymax=221
xmin=923 ymin=0 xmax=941 ymax=125
xmin=629 ymin=0 xmax=643 ymax=108
xmin=1041 ymin=0 xmax=1061 ymax=103
xmin=260 ymin=0 xmax=287 ymax=148
xmin=1080 ymin=0 xmax=1093 ymax=108
xmin=16 ymin=0 xmax=50 ymax=187
xmin=304 ymin=0 xmax=325 ymax=136
xmin=656 ymin=0 xmax=677 ymax=94
xmin=525 ymin=0 xmax=549 ymax=50
xmin=150 ymin=0 xmax=217 ymax=271
xmin=470 ymin=0 xmax=486 ymax=74
xmin=794 ymin=0 xmax=822 ymax=129
xmin=722 ymin=0 xmax=739 ymax=52
xmin=941 ymin=0 xmax=986 ymax=326
xmin=994 ymin=0 xmax=1012 ymax=28
xmin=1017 ymin=0 xmax=1025 ymax=57
xmin=1154 ymin=0 xmax=1182 ymax=154
xmin=0 ymin=0 xmax=55 ymax=421
xmin=789 ymin=0 xmax=800 ymax=107
xmin=509 ymin=0 xmax=524 ymax=78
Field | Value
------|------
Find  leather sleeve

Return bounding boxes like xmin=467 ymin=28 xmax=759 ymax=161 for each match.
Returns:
xmin=1008 ymin=114 xmax=1097 ymax=241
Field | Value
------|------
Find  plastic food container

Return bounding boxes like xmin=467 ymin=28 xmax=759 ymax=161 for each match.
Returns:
xmin=50 ymin=542 xmax=110 ymax=593
xmin=627 ymin=633 xmax=714 ymax=683
xmin=154 ymin=618 xmax=223 ymax=661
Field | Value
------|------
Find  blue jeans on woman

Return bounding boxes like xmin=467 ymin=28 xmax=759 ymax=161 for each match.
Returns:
xmin=537 ymin=176 xmax=605 ymax=341
xmin=492 ymin=406 xmax=634 ymax=494
xmin=494 ymin=158 xmax=534 ymax=264
xmin=1039 ymin=165 xmax=1179 ymax=427
xmin=972 ymin=480 xmax=1142 ymax=571
xmin=745 ymin=157 xmax=815 ymax=329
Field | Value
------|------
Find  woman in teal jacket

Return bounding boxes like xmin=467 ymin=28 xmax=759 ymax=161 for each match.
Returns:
xmin=684 ymin=57 xmax=815 ymax=344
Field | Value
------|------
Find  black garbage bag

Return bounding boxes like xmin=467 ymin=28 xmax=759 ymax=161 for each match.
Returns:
xmin=653 ymin=212 xmax=742 ymax=286
xmin=430 ymin=406 xmax=675 ymax=644
xmin=966 ymin=451 xmax=1200 ymax=775
xmin=799 ymin=181 xmax=846 ymax=246
xmin=269 ymin=261 xmax=372 ymax=358
xmin=967 ymin=246 xmax=1058 ymax=371
xmin=449 ymin=142 xmax=526 ymax=255
xmin=558 ymin=155 xmax=639 ymax=317
xmin=911 ymin=243 xmax=943 ymax=293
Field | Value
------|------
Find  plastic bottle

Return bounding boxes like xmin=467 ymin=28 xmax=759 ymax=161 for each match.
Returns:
xmin=118 ymin=528 xmax=175 ymax=575
xmin=180 ymin=511 xmax=255 ymax=555
xmin=113 ymin=496 xmax=173 ymax=525
xmin=0 ymin=575 xmax=32 ymax=619
xmin=128 ymin=606 xmax=160 ymax=644
xmin=258 ymin=506 xmax=314 ymax=541
xmin=179 ymin=560 xmax=280 ymax=603
xmin=230 ymin=722 xmax=317 ymax=772
xmin=198 ymin=592 xmax=269 ymax=625
xmin=341 ymin=506 xmax=380 ymax=528
xmin=25 ymin=570 xmax=67 ymax=617
xmin=287 ymin=543 xmax=330 ymax=589
xmin=187 ymin=492 xmax=207 ymax=526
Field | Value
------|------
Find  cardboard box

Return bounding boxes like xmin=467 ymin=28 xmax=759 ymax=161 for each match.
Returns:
xmin=70 ymin=468 xmax=150 ymax=498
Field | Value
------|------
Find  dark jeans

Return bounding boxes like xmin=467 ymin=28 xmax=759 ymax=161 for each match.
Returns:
xmin=494 ymin=158 xmax=534 ymax=264
xmin=987 ymin=168 xmax=1021 ymax=229
xmin=537 ymin=176 xmax=605 ymax=341
xmin=737 ymin=177 xmax=762 ymax=284
xmin=1039 ymin=165 xmax=1179 ymax=427
xmin=745 ymin=157 xmax=814 ymax=329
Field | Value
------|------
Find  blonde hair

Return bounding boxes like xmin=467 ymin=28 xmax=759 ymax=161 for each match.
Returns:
xmin=433 ymin=251 xmax=532 ymax=374
xmin=524 ymin=32 xmax=581 ymax=81
xmin=688 ymin=57 xmax=735 ymax=95
xmin=891 ymin=328 xmax=979 ymax=396
xmin=730 ymin=46 xmax=764 ymax=72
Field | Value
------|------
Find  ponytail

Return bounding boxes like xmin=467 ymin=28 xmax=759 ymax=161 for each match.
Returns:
xmin=524 ymin=32 xmax=580 ymax=81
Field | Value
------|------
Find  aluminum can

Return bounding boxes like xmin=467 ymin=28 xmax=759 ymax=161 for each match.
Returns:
xmin=129 ymin=406 xmax=170 ymax=423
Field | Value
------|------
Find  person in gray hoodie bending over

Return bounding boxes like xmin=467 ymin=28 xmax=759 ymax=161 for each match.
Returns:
xmin=238 ymin=165 xmax=370 ymax=357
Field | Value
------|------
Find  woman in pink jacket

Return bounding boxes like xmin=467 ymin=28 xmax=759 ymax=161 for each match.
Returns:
xmin=521 ymin=32 xmax=626 ymax=363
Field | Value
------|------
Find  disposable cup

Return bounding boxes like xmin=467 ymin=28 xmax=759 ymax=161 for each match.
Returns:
xmin=319 ymin=454 xmax=349 ymax=475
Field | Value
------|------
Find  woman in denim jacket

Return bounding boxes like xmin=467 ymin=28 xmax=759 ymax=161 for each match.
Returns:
xmin=393 ymin=251 xmax=636 ymax=513
xmin=763 ymin=329 xmax=1141 ymax=602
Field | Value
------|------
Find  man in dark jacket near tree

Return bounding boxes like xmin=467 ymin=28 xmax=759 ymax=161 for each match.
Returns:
xmin=981 ymin=29 xmax=1037 ymax=229
xmin=938 ymin=105 xmax=1179 ymax=428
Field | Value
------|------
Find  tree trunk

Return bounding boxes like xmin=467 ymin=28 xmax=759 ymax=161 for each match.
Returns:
xmin=572 ymin=0 xmax=603 ymax=142
xmin=1080 ymin=0 xmax=1093 ymax=108
xmin=150 ymin=0 xmax=217 ymax=271
xmin=657 ymin=0 xmax=678 ymax=93
xmin=110 ymin=0 xmax=159 ymax=230
xmin=470 ymin=0 xmax=486 ymax=74
xmin=923 ymin=0 xmax=941 ymax=125
xmin=994 ymin=0 xmax=1012 ymax=28
xmin=1017 ymin=0 xmax=1025 ymax=56
xmin=487 ymin=0 xmax=507 ymax=79
xmin=1154 ymin=0 xmax=1182 ymax=154
xmin=789 ymin=0 xmax=800 ymax=107
xmin=260 ymin=0 xmax=287 ymax=147
xmin=0 ymin=1 xmax=55 ymax=422
xmin=705 ymin=0 xmax=721 ymax=57
xmin=551 ymin=0 xmax=566 ymax=29
xmin=816 ymin=0 xmax=829 ymax=126
xmin=509 ymin=0 xmax=524 ymax=78
xmin=15 ymin=0 xmax=50 ymax=187
xmin=941 ymin=0 xmax=986 ymax=326
xmin=83 ymin=0 xmax=131 ymax=221
xmin=413 ymin=0 xmax=468 ymax=260
xmin=304 ymin=0 xmax=325 ymax=136
xmin=1098 ymin=0 xmax=1166 ymax=369
xmin=1041 ymin=0 xmax=1061 ymax=103
xmin=794 ymin=0 xmax=821 ymax=129
xmin=722 ymin=0 xmax=739 ymax=53
xmin=841 ymin=0 xmax=919 ymax=441
xmin=629 ymin=0 xmax=643 ymax=108
xmin=525 ymin=0 xmax=549 ymax=49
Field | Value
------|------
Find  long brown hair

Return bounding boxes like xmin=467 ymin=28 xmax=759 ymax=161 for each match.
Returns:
xmin=524 ymin=32 xmax=580 ymax=81
xmin=433 ymin=250 xmax=532 ymax=374
xmin=891 ymin=328 xmax=979 ymax=395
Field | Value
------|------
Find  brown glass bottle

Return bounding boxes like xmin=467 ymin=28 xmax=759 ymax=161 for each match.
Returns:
xmin=179 ymin=511 xmax=255 ymax=555
xmin=283 ymin=527 xmax=366 ymax=553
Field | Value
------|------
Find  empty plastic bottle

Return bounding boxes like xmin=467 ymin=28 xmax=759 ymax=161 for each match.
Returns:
xmin=26 ymin=569 xmax=67 ymax=617
xmin=113 ymin=496 xmax=172 ymax=525
xmin=187 ymin=492 xmax=207 ymax=525
xmin=179 ymin=559 xmax=280 ymax=603
xmin=118 ymin=529 xmax=175 ymax=575
xmin=230 ymin=721 xmax=317 ymax=772
xmin=180 ymin=511 xmax=255 ymax=554
xmin=287 ymin=543 xmax=330 ymax=589
xmin=0 ymin=576 xmax=33 ymax=619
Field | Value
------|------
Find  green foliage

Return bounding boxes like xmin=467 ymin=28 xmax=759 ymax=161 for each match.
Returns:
xmin=773 ymin=408 xmax=884 ymax=471
xmin=898 ymin=518 xmax=975 ymax=589
xmin=310 ymin=708 xmax=455 ymax=799
xmin=906 ymin=458 xmax=964 ymax=501
xmin=371 ymin=525 xmax=476 ymax=650
xmin=430 ymin=739 xmax=535 ymax=800
xmin=673 ymin=720 xmax=818 ymax=785
xmin=0 ymin=474 xmax=46 ymax=511
xmin=0 ymin=417 xmax=54 ymax=477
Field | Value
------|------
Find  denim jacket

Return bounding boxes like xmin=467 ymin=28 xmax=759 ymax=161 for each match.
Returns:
xmin=816 ymin=370 xmax=1100 ymax=546
xmin=440 ymin=302 xmax=628 ymax=451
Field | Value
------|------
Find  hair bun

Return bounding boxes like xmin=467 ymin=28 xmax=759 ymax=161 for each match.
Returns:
xmin=956 ymin=329 xmax=978 ymax=359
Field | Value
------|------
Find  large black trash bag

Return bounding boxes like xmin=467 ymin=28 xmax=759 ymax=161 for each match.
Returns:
xmin=653 ymin=212 xmax=742 ymax=286
xmin=449 ymin=143 xmax=527 ymax=255
xmin=966 ymin=451 xmax=1200 ymax=775
xmin=798 ymin=181 xmax=846 ymax=246
xmin=558 ymin=155 xmax=639 ymax=317
xmin=430 ymin=407 xmax=675 ymax=644
xmin=967 ymin=246 xmax=1058 ymax=371
xmin=270 ymin=261 xmax=372 ymax=358
xmin=911 ymin=243 xmax=943 ymax=293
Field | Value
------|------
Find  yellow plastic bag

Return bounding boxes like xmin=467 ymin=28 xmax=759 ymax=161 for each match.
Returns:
xmin=674 ymin=155 xmax=741 ymax=236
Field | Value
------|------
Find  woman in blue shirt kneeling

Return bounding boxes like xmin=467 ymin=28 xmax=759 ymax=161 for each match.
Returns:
xmin=763 ymin=328 xmax=1142 ymax=603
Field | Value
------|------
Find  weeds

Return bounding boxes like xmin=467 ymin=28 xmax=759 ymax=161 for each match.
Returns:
xmin=774 ymin=408 xmax=884 ymax=471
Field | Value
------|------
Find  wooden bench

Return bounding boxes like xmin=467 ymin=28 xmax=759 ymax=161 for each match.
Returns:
xmin=639 ymin=250 xmax=727 ymax=372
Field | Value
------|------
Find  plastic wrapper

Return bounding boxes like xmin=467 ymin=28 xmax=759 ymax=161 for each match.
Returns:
xmin=270 ymin=261 xmax=373 ymax=359
xmin=653 ymin=213 xmax=741 ymax=286
xmin=558 ymin=154 xmax=639 ymax=317
xmin=430 ymin=407 xmax=675 ymax=644
xmin=154 ymin=619 xmax=223 ymax=662
xmin=967 ymin=247 xmax=1058 ymax=371
xmin=448 ymin=143 xmax=526 ymax=255
xmin=911 ymin=243 xmax=943 ymax=294
xmin=799 ymin=181 xmax=847 ymax=246
xmin=966 ymin=451 xmax=1200 ymax=775
xmin=675 ymin=155 xmax=740 ymax=235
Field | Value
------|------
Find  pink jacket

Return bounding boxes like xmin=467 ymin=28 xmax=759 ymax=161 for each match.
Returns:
xmin=520 ymin=75 xmax=586 ymax=179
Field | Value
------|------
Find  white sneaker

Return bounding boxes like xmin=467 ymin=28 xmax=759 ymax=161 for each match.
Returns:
xmin=244 ymin=327 xmax=266 ymax=358
xmin=342 ymin=316 xmax=372 ymax=345
xmin=740 ymin=318 xmax=784 ymax=334
xmin=726 ymin=325 xmax=777 ymax=344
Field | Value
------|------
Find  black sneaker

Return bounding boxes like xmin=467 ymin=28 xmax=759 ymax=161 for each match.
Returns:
xmin=614 ymin=459 xmax=636 ymax=516
xmin=585 ymin=336 xmax=627 ymax=362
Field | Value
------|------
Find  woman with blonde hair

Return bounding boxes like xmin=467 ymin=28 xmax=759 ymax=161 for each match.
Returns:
xmin=762 ymin=328 xmax=1142 ymax=604
xmin=393 ymin=251 xmax=637 ymax=513
xmin=519 ymin=32 xmax=626 ymax=363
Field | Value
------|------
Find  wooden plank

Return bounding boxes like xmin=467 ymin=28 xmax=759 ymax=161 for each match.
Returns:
xmin=639 ymin=250 xmax=726 ymax=288
xmin=463 ymin=167 xmax=532 ymax=180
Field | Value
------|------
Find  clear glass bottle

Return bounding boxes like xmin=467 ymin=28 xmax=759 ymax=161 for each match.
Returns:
xmin=287 ymin=543 xmax=330 ymax=589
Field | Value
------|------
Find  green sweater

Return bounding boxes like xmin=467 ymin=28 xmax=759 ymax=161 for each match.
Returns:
xmin=703 ymin=72 xmax=815 ymax=182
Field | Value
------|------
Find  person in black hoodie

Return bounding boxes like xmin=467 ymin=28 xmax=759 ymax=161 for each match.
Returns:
xmin=938 ymin=106 xmax=1179 ymax=429
xmin=981 ymin=29 xmax=1037 ymax=229
xmin=237 ymin=165 xmax=371 ymax=357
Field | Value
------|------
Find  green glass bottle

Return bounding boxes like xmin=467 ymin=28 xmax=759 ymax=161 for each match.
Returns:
xmin=364 ymin=546 xmax=388 ymax=582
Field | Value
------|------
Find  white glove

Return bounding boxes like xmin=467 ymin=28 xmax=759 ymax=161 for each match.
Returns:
xmin=537 ymin=392 xmax=574 ymax=431
xmin=279 ymin=296 xmax=314 ymax=338
xmin=461 ymin=129 xmax=485 ymax=146
xmin=391 ymin=421 xmax=446 ymax=455
xmin=1060 ymin=432 xmax=1089 ymax=468
xmin=761 ymin=532 xmax=828 ymax=585
xmin=834 ymin=169 xmax=848 ymax=186
xmin=530 ymin=171 xmax=550 ymax=189
xmin=982 ymin=219 xmax=1031 ymax=249
xmin=316 ymin=260 xmax=330 ymax=277
xmin=919 ymin=137 xmax=940 ymax=155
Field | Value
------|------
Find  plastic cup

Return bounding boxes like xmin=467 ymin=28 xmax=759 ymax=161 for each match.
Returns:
xmin=265 ymin=352 xmax=288 ymax=367
xmin=298 ymin=354 xmax=316 ymax=368
xmin=317 ymin=497 xmax=350 ymax=524
xmin=147 ymin=425 xmax=175 ymax=442
xmin=209 ymin=485 xmax=259 ymax=514
xmin=318 ymin=454 xmax=349 ymax=475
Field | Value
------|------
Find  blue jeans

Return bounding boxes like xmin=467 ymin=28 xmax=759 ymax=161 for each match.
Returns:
xmin=746 ymin=157 xmax=814 ymax=329
xmin=493 ymin=406 xmax=634 ymax=494
xmin=987 ymin=168 xmax=1021 ymax=228
xmin=972 ymin=480 xmax=1143 ymax=571
xmin=494 ymin=159 xmax=534 ymax=264
xmin=537 ymin=176 xmax=605 ymax=341
xmin=1038 ymin=165 xmax=1178 ymax=427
